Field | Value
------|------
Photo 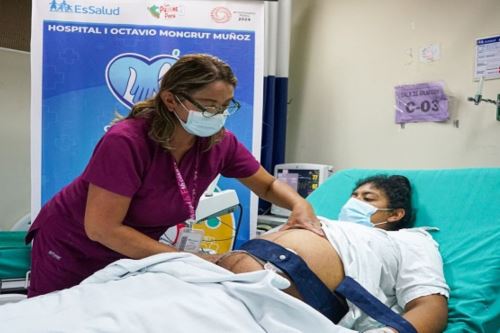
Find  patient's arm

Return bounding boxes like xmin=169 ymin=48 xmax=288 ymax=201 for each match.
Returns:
xmin=401 ymin=294 xmax=448 ymax=333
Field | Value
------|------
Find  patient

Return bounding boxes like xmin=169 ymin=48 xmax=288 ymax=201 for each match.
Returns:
xmin=217 ymin=175 xmax=449 ymax=333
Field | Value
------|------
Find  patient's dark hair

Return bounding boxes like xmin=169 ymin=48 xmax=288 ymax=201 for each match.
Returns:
xmin=355 ymin=174 xmax=414 ymax=230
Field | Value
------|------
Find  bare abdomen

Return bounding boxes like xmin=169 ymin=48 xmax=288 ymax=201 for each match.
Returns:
xmin=218 ymin=229 xmax=345 ymax=298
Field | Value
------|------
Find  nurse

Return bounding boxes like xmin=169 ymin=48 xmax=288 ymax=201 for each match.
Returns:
xmin=26 ymin=54 xmax=321 ymax=297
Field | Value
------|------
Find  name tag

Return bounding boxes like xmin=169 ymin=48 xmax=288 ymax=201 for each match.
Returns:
xmin=176 ymin=228 xmax=204 ymax=253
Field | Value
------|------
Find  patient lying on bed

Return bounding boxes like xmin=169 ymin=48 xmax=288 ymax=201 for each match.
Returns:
xmin=218 ymin=175 xmax=449 ymax=333
xmin=0 ymin=176 xmax=448 ymax=333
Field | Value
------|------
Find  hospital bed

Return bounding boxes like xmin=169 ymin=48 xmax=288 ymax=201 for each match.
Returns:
xmin=0 ymin=213 xmax=31 ymax=301
xmin=0 ymin=251 xmax=358 ymax=333
xmin=0 ymin=231 xmax=30 ymax=295
xmin=0 ymin=168 xmax=498 ymax=332
xmin=307 ymin=167 xmax=500 ymax=333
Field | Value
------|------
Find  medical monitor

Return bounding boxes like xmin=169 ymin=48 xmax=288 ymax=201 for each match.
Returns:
xmin=270 ymin=163 xmax=333 ymax=217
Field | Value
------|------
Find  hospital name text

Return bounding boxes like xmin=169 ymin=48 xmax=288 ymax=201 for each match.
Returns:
xmin=46 ymin=24 xmax=252 ymax=41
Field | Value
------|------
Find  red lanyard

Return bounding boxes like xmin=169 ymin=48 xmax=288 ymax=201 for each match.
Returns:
xmin=172 ymin=141 xmax=200 ymax=222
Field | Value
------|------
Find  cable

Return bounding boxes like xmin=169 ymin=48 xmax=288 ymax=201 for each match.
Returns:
xmin=194 ymin=204 xmax=242 ymax=249
xmin=212 ymin=218 xmax=235 ymax=230
xmin=258 ymin=204 xmax=272 ymax=216
xmin=202 ymin=236 xmax=235 ymax=243
xmin=200 ymin=204 xmax=242 ymax=248
xmin=232 ymin=203 xmax=243 ymax=250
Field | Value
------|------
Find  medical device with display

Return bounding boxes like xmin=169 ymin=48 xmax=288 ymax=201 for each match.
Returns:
xmin=270 ymin=163 xmax=333 ymax=217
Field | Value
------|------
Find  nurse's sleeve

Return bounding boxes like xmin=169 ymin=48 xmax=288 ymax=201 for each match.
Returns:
xmin=81 ymin=131 xmax=148 ymax=197
xmin=219 ymin=131 xmax=260 ymax=178
xmin=394 ymin=230 xmax=450 ymax=308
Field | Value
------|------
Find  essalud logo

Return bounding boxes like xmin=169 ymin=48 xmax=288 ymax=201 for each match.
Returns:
xmin=49 ymin=0 xmax=120 ymax=15
xmin=49 ymin=0 xmax=73 ymax=12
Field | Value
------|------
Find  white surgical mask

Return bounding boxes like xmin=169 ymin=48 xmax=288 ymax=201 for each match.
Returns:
xmin=174 ymin=108 xmax=227 ymax=137
xmin=338 ymin=197 xmax=390 ymax=227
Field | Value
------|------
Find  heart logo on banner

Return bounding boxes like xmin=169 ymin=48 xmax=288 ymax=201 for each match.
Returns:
xmin=105 ymin=53 xmax=179 ymax=109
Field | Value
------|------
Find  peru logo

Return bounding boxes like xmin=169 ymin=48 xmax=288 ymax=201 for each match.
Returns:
xmin=105 ymin=53 xmax=179 ymax=109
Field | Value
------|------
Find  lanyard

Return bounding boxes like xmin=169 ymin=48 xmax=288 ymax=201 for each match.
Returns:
xmin=172 ymin=141 xmax=200 ymax=224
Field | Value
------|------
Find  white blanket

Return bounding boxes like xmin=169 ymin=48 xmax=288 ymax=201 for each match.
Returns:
xmin=0 ymin=252 xmax=356 ymax=333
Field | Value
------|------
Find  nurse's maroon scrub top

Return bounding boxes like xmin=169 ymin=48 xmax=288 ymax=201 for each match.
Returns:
xmin=26 ymin=117 xmax=260 ymax=296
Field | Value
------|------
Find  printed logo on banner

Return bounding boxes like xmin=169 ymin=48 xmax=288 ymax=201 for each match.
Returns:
xmin=105 ymin=52 xmax=180 ymax=109
xmin=211 ymin=7 xmax=232 ymax=23
xmin=234 ymin=11 xmax=256 ymax=23
xmin=147 ymin=4 xmax=184 ymax=20
xmin=49 ymin=0 xmax=120 ymax=15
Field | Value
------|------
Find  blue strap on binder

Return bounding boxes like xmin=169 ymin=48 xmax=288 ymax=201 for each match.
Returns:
xmin=239 ymin=238 xmax=348 ymax=323
xmin=239 ymin=238 xmax=417 ymax=333
xmin=336 ymin=277 xmax=417 ymax=333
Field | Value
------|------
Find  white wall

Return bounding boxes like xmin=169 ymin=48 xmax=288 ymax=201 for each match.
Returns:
xmin=0 ymin=48 xmax=30 ymax=230
xmin=2 ymin=0 xmax=500 ymax=228
xmin=287 ymin=0 xmax=500 ymax=170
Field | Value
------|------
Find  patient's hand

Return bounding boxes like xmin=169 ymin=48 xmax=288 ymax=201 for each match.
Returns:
xmin=279 ymin=201 xmax=324 ymax=237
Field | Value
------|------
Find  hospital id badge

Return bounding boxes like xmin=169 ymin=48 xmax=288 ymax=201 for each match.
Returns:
xmin=175 ymin=227 xmax=204 ymax=253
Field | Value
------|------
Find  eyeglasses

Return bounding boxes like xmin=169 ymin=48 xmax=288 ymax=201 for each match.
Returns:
xmin=176 ymin=93 xmax=241 ymax=118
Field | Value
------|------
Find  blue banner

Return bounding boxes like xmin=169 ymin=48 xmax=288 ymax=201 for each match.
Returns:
xmin=32 ymin=1 xmax=265 ymax=245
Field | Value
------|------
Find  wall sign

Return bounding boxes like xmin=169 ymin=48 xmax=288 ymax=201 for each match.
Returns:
xmin=475 ymin=35 xmax=500 ymax=80
xmin=394 ymin=81 xmax=449 ymax=123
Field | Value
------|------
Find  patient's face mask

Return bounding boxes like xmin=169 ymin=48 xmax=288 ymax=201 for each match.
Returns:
xmin=338 ymin=197 xmax=391 ymax=227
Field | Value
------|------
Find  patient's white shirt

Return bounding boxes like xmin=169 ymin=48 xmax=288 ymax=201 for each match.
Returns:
xmin=320 ymin=218 xmax=450 ymax=331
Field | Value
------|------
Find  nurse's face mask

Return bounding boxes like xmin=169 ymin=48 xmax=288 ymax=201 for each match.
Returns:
xmin=174 ymin=94 xmax=239 ymax=137
xmin=338 ymin=197 xmax=393 ymax=227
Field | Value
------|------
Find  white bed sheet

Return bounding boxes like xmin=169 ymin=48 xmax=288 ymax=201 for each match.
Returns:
xmin=0 ymin=252 xmax=357 ymax=333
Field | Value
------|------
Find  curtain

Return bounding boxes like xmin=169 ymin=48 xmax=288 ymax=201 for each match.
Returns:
xmin=259 ymin=0 xmax=291 ymax=214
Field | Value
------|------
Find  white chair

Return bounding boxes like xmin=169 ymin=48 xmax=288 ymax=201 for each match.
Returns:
xmin=10 ymin=213 xmax=30 ymax=231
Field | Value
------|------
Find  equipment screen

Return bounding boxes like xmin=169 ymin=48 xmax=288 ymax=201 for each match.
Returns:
xmin=276 ymin=169 xmax=320 ymax=198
